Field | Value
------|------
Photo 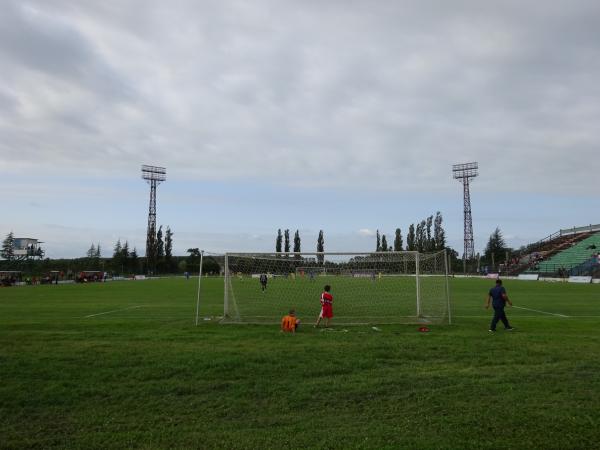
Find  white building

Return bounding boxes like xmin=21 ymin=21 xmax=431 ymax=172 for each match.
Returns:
xmin=13 ymin=238 xmax=43 ymax=259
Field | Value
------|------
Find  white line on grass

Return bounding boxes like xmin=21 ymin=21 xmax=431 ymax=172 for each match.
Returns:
xmin=84 ymin=305 xmax=145 ymax=318
xmin=455 ymin=315 xmax=562 ymax=318
xmin=512 ymin=306 xmax=569 ymax=318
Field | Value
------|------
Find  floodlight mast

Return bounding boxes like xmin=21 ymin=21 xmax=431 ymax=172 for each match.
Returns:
xmin=142 ymin=165 xmax=166 ymax=274
xmin=452 ymin=162 xmax=478 ymax=272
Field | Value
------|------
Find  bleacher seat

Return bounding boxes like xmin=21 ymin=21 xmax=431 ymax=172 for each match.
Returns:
xmin=529 ymin=232 xmax=600 ymax=274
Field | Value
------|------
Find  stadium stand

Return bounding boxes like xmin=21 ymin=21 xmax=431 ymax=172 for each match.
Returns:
xmin=504 ymin=231 xmax=593 ymax=276
xmin=525 ymin=232 xmax=600 ymax=276
xmin=503 ymin=224 xmax=600 ymax=277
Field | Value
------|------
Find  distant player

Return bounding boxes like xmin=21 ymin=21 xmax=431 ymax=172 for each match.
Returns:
xmin=486 ymin=279 xmax=514 ymax=332
xmin=309 ymin=271 xmax=315 ymax=282
xmin=281 ymin=309 xmax=300 ymax=333
xmin=259 ymin=273 xmax=268 ymax=292
xmin=315 ymin=284 xmax=333 ymax=328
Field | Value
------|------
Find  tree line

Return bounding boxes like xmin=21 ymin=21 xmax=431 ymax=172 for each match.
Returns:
xmin=269 ymin=223 xmax=512 ymax=272
xmin=275 ymin=229 xmax=303 ymax=254
xmin=376 ymin=212 xmax=446 ymax=253
xmin=271 ymin=213 xmax=460 ymax=271
xmin=102 ymin=225 xmax=175 ymax=275
xmin=273 ymin=228 xmax=325 ymax=263
xmin=0 ymin=226 xmax=177 ymax=276
xmin=274 ymin=213 xmax=447 ymax=255
xmin=1 ymin=220 xmax=514 ymax=276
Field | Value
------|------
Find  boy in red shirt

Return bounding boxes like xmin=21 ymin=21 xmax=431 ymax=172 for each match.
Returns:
xmin=315 ymin=284 xmax=333 ymax=328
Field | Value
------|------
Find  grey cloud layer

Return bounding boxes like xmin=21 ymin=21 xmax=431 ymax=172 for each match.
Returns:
xmin=1 ymin=0 xmax=599 ymax=192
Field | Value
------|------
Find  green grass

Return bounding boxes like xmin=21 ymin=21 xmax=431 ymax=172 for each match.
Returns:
xmin=1 ymin=277 xmax=600 ymax=449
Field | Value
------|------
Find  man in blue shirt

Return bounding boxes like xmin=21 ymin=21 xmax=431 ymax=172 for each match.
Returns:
xmin=486 ymin=279 xmax=514 ymax=332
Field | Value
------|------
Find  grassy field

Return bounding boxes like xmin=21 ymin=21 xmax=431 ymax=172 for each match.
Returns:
xmin=1 ymin=277 xmax=600 ymax=449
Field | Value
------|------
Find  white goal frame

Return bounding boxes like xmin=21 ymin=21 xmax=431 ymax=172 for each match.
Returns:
xmin=220 ymin=250 xmax=451 ymax=325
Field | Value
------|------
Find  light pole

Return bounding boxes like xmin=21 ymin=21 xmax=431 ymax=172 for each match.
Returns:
xmin=452 ymin=162 xmax=478 ymax=274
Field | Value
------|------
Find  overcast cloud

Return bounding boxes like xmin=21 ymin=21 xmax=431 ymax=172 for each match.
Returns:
xmin=1 ymin=0 xmax=599 ymax=257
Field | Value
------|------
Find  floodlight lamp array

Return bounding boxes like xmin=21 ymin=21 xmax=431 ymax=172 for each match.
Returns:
xmin=141 ymin=165 xmax=167 ymax=181
xmin=452 ymin=162 xmax=478 ymax=180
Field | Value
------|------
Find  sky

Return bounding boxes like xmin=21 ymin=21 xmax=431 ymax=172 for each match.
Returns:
xmin=1 ymin=0 xmax=599 ymax=258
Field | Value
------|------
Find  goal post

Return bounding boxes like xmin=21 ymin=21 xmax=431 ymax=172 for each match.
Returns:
xmin=221 ymin=250 xmax=450 ymax=325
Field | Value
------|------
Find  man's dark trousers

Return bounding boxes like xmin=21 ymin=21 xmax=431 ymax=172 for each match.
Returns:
xmin=490 ymin=307 xmax=510 ymax=331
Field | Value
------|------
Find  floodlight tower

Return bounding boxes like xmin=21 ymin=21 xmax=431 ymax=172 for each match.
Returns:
xmin=142 ymin=165 xmax=166 ymax=273
xmin=452 ymin=162 xmax=478 ymax=270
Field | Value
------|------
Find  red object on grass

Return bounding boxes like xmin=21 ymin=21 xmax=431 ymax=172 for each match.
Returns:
xmin=418 ymin=326 xmax=430 ymax=332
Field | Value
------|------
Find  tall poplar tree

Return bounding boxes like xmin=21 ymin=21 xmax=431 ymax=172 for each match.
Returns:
xmin=164 ymin=227 xmax=173 ymax=272
xmin=284 ymin=229 xmax=290 ymax=254
xmin=276 ymin=229 xmax=283 ymax=253
xmin=156 ymin=226 xmax=164 ymax=259
xmin=293 ymin=230 xmax=301 ymax=257
xmin=415 ymin=222 xmax=422 ymax=252
xmin=416 ymin=220 xmax=426 ymax=252
xmin=381 ymin=235 xmax=388 ymax=252
xmin=394 ymin=228 xmax=403 ymax=251
xmin=406 ymin=224 xmax=416 ymax=251
xmin=426 ymin=215 xmax=434 ymax=251
xmin=433 ymin=212 xmax=446 ymax=250
xmin=317 ymin=230 xmax=324 ymax=264
xmin=376 ymin=230 xmax=381 ymax=252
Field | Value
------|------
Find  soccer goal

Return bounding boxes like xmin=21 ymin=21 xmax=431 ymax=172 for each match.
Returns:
xmin=221 ymin=250 xmax=451 ymax=325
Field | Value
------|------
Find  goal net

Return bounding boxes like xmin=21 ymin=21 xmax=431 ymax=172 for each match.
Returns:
xmin=221 ymin=250 xmax=451 ymax=325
